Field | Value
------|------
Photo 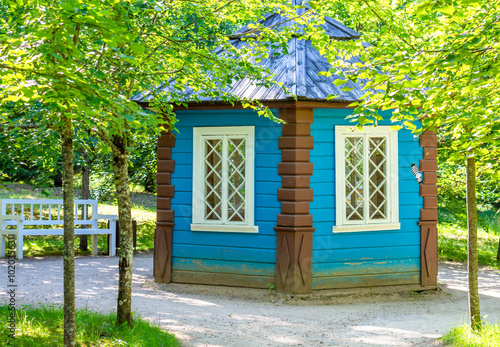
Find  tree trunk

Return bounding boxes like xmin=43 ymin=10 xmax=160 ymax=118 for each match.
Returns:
xmin=80 ymin=147 xmax=90 ymax=251
xmin=497 ymin=238 xmax=500 ymax=261
xmin=61 ymin=116 xmax=76 ymax=346
xmin=112 ymin=134 xmax=134 ymax=326
xmin=466 ymin=156 xmax=481 ymax=331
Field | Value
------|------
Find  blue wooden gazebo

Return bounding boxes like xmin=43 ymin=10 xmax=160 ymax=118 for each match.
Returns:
xmin=135 ymin=2 xmax=438 ymax=294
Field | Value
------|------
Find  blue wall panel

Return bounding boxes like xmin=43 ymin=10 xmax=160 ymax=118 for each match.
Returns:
xmin=310 ymin=108 xmax=423 ymax=289
xmin=173 ymin=258 xmax=275 ymax=277
xmin=174 ymin=244 xmax=276 ymax=263
xmin=170 ymin=109 xmax=281 ymax=281
xmin=169 ymin=107 xmax=424 ymax=289
xmin=313 ymin=245 xmax=420 ymax=263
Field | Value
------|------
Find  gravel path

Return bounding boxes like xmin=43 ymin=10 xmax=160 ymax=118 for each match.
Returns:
xmin=2 ymin=254 xmax=500 ymax=346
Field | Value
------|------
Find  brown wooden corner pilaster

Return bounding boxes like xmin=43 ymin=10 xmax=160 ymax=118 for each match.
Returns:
xmin=154 ymin=132 xmax=175 ymax=283
xmin=419 ymin=130 xmax=438 ymax=287
xmin=274 ymin=107 xmax=315 ymax=294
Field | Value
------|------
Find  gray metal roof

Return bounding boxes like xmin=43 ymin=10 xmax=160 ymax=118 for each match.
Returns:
xmin=133 ymin=9 xmax=365 ymax=103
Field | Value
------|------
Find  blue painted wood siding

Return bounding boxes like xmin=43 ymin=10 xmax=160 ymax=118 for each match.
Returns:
xmin=311 ymin=109 xmax=423 ymax=289
xmin=171 ymin=109 xmax=281 ymax=284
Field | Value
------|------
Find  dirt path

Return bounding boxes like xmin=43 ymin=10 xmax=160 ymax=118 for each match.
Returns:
xmin=2 ymin=255 xmax=500 ymax=346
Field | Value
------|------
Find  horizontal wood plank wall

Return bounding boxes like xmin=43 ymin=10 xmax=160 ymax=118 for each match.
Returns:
xmin=169 ymin=109 xmax=282 ymax=288
xmin=310 ymin=109 xmax=423 ymax=289
xmin=419 ymin=130 xmax=438 ymax=287
xmin=154 ymin=131 xmax=175 ymax=283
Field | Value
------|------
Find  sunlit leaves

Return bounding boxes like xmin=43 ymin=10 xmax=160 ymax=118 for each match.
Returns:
xmin=1 ymin=0 xmax=303 ymax=136
xmin=305 ymin=0 xmax=500 ymax=167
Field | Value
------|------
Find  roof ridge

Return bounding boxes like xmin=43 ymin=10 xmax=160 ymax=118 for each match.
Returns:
xmin=323 ymin=17 xmax=360 ymax=38
xmin=132 ymin=4 xmax=364 ymax=103
xmin=296 ymin=37 xmax=306 ymax=97
xmin=228 ymin=2 xmax=360 ymax=41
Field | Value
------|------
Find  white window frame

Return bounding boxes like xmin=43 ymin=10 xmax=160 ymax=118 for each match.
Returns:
xmin=333 ymin=126 xmax=400 ymax=232
xmin=191 ymin=126 xmax=258 ymax=233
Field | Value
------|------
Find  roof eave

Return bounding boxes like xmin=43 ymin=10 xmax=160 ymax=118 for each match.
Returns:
xmin=136 ymin=97 xmax=356 ymax=111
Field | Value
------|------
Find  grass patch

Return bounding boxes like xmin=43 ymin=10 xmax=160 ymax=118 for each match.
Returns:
xmin=0 ymin=185 xmax=62 ymax=200
xmin=440 ymin=323 xmax=500 ymax=347
xmin=438 ymin=207 xmax=500 ymax=270
xmin=1 ymin=305 xmax=179 ymax=346
xmin=438 ymin=223 xmax=500 ymax=269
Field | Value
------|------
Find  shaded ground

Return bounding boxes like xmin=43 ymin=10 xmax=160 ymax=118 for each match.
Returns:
xmin=2 ymin=256 xmax=499 ymax=346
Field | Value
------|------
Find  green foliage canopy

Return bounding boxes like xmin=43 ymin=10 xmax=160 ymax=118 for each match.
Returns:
xmin=0 ymin=0 xmax=313 ymax=189
xmin=314 ymin=0 xmax=500 ymax=171
xmin=0 ymin=0 xmax=307 ymax=132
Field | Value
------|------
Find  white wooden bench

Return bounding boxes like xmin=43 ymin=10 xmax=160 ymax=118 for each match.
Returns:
xmin=0 ymin=199 xmax=117 ymax=259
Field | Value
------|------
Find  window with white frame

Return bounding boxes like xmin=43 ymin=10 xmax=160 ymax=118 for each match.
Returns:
xmin=334 ymin=126 xmax=400 ymax=232
xmin=191 ymin=126 xmax=257 ymax=233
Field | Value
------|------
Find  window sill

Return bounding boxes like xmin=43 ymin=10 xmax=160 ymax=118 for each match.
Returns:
xmin=190 ymin=224 xmax=259 ymax=233
xmin=332 ymin=223 xmax=401 ymax=233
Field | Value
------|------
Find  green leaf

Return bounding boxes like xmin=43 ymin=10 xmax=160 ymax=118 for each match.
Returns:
xmin=94 ymin=71 xmax=106 ymax=79
xmin=50 ymin=53 xmax=63 ymax=60
xmin=22 ymin=89 xmax=34 ymax=98
xmin=435 ymin=6 xmax=456 ymax=16
xmin=403 ymin=121 xmax=417 ymax=131
xmin=60 ymin=3 xmax=74 ymax=11
xmin=476 ymin=148 xmax=489 ymax=156
xmin=341 ymin=86 xmax=355 ymax=92
xmin=3 ymin=95 xmax=21 ymax=102
xmin=359 ymin=115 xmax=369 ymax=125
xmin=445 ymin=54 xmax=456 ymax=63
xmin=405 ymin=79 xmax=421 ymax=88
xmin=334 ymin=79 xmax=347 ymax=87
xmin=309 ymin=1 xmax=320 ymax=10
xmin=470 ymin=37 xmax=481 ymax=45
xmin=130 ymin=43 xmax=145 ymax=54
xmin=415 ymin=5 xmax=429 ymax=17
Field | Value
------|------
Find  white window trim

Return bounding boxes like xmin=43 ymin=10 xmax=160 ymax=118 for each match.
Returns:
xmin=333 ymin=126 xmax=399 ymax=233
xmin=191 ymin=126 xmax=257 ymax=233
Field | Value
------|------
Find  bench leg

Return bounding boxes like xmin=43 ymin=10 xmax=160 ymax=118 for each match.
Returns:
xmin=0 ymin=235 xmax=5 ymax=257
xmin=109 ymin=233 xmax=116 ymax=257
xmin=91 ymin=235 xmax=98 ymax=256
xmin=17 ymin=234 xmax=23 ymax=260
xmin=109 ymin=221 xmax=116 ymax=257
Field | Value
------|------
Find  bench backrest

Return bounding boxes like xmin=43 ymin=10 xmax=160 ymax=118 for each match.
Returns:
xmin=0 ymin=199 xmax=99 ymax=225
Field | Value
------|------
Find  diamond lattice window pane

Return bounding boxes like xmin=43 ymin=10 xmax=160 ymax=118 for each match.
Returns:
xmin=345 ymin=137 xmax=364 ymax=221
xmin=204 ymin=139 xmax=223 ymax=221
xmin=368 ymin=137 xmax=387 ymax=220
xmin=227 ymin=138 xmax=246 ymax=222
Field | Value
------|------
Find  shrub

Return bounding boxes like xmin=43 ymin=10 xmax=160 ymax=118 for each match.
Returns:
xmin=90 ymin=172 xmax=116 ymax=202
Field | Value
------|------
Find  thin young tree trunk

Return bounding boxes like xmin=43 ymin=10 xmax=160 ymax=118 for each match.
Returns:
xmin=466 ymin=156 xmax=481 ymax=331
xmin=61 ymin=116 xmax=76 ymax=346
xmin=112 ymin=134 xmax=134 ymax=326
xmin=497 ymin=238 xmax=500 ymax=261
